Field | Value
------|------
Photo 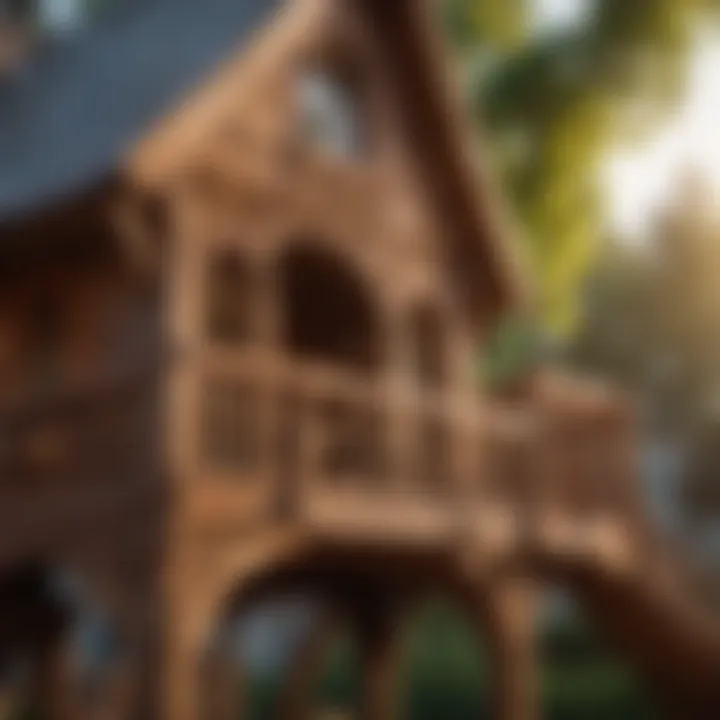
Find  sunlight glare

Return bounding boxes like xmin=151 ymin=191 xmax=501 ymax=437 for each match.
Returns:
xmin=533 ymin=0 xmax=593 ymax=35
xmin=604 ymin=31 xmax=720 ymax=241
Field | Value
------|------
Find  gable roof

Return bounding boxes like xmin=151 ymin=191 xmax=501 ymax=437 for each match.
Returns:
xmin=129 ymin=0 xmax=528 ymax=323
xmin=0 ymin=0 xmax=527 ymax=323
xmin=0 ymin=0 xmax=281 ymax=222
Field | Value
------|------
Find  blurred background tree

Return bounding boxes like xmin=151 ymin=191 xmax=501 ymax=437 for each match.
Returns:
xmin=447 ymin=0 xmax=720 ymax=337
xmin=451 ymin=0 xmax=720 ymax=693
xmin=573 ymin=171 xmax=720 ymax=439
xmin=571 ymin=171 xmax=720 ymax=573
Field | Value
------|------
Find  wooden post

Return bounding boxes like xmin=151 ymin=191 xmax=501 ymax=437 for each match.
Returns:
xmin=486 ymin=579 xmax=539 ymax=720
xmin=354 ymin=599 xmax=405 ymax=720
xmin=31 ymin=633 xmax=76 ymax=720
xmin=276 ymin=612 xmax=340 ymax=720
xmin=382 ymin=302 xmax=414 ymax=493
xmin=202 ymin=635 xmax=245 ymax=720
xmin=162 ymin=619 xmax=205 ymax=720
xmin=359 ymin=630 xmax=403 ymax=720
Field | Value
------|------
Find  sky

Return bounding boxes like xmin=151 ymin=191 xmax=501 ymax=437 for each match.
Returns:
xmin=533 ymin=0 xmax=593 ymax=35
xmin=39 ymin=0 xmax=85 ymax=33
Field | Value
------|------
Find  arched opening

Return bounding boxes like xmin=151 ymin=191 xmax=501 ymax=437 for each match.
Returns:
xmin=202 ymin=562 xmax=416 ymax=720
xmin=202 ymin=581 xmax=330 ymax=720
xmin=203 ymin=595 xmax=372 ymax=720
xmin=0 ymin=564 xmax=126 ymax=719
xmin=278 ymin=244 xmax=386 ymax=489
xmin=279 ymin=244 xmax=380 ymax=372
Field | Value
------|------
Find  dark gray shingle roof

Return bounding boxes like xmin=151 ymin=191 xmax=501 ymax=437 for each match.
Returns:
xmin=0 ymin=0 xmax=281 ymax=221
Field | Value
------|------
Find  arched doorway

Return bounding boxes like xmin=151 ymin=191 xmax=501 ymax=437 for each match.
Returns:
xmin=279 ymin=244 xmax=381 ymax=372
xmin=277 ymin=244 xmax=385 ymax=500
xmin=202 ymin=582 xmax=334 ymax=720
xmin=272 ymin=592 xmax=493 ymax=720
xmin=199 ymin=560 xmax=409 ymax=720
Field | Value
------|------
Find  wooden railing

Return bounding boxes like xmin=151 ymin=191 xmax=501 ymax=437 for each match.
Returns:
xmin=196 ymin=353 xmax=643 ymax=541
xmin=198 ymin=350 xmax=388 ymax=492
xmin=537 ymin=389 xmax=641 ymax=525
xmin=0 ymin=351 xmax=646 ymax=555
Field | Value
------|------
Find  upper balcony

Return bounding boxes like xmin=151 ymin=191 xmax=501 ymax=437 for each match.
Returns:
xmin=0 ymin=226 xmax=642 ymax=573
xmin=163 ymin=237 xmax=643 ymax=567
xmin=187 ymin=346 xmax=640 ymax=566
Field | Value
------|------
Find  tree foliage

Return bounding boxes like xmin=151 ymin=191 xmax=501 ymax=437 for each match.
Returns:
xmin=448 ymin=0 xmax=720 ymax=336
xmin=574 ymin=174 xmax=720 ymax=433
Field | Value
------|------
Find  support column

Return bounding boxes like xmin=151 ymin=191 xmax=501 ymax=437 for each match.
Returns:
xmin=354 ymin=599 xmax=406 ymax=720
xmin=161 ymin=543 xmax=209 ymax=720
xmin=92 ymin=661 xmax=135 ymax=720
xmin=276 ymin=612 xmax=339 ymax=720
xmin=31 ymin=631 xmax=76 ymax=720
xmin=111 ymin=597 xmax=164 ymax=720
xmin=163 ymin=627 xmax=204 ymax=720
xmin=486 ymin=579 xmax=539 ymax=720
xmin=202 ymin=635 xmax=245 ymax=720
xmin=359 ymin=629 xmax=403 ymax=720
xmin=381 ymin=301 xmax=416 ymax=492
